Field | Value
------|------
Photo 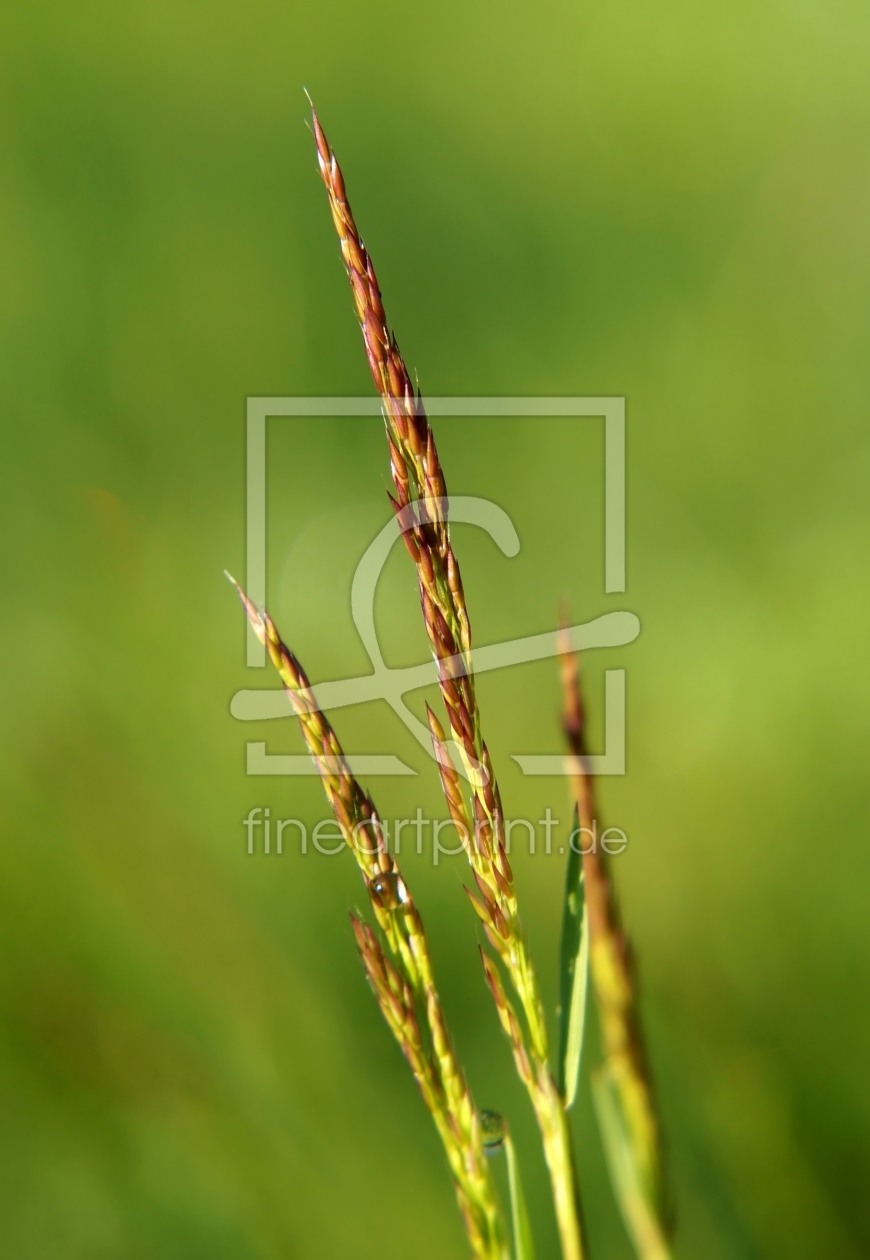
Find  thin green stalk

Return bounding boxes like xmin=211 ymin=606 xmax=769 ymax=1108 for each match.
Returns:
xmin=505 ymin=1132 xmax=535 ymax=1260
xmin=310 ymin=102 xmax=588 ymax=1260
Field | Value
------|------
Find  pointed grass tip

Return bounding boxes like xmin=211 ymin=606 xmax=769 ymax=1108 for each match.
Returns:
xmin=303 ymin=90 xmax=329 ymax=164
xmin=224 ymin=570 xmax=266 ymax=641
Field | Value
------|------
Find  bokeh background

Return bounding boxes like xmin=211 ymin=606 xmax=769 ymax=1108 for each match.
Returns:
xmin=2 ymin=1 xmax=869 ymax=1256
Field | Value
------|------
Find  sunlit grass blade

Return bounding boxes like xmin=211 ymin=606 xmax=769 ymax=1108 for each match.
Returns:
xmin=557 ymin=805 xmax=589 ymax=1109
xmin=559 ymin=635 xmax=672 ymax=1257
xmin=504 ymin=1133 xmax=536 ymax=1260
xmin=591 ymin=1068 xmax=672 ymax=1260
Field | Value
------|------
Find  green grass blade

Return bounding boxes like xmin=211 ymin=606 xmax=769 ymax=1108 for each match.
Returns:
xmin=591 ymin=1066 xmax=638 ymax=1216
xmin=504 ymin=1134 xmax=536 ymax=1260
xmin=557 ymin=805 xmax=589 ymax=1108
xmin=592 ymin=1067 xmax=673 ymax=1260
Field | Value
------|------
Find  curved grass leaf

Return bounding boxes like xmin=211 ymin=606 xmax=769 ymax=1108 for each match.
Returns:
xmin=557 ymin=805 xmax=590 ymax=1108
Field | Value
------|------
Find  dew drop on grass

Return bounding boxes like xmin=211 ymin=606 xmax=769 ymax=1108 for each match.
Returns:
xmin=369 ymin=871 xmax=406 ymax=911
xmin=479 ymin=1109 xmax=506 ymax=1153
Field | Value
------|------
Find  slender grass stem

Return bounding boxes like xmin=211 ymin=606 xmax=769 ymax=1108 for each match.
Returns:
xmin=309 ymin=102 xmax=588 ymax=1260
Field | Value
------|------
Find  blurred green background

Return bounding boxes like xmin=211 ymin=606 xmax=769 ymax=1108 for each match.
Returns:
xmin=2 ymin=0 xmax=869 ymax=1256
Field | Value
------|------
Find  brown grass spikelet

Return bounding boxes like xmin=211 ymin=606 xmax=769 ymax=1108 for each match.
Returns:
xmin=310 ymin=102 xmax=588 ymax=1260
xmin=560 ymin=633 xmax=673 ymax=1260
xmin=228 ymin=572 xmax=507 ymax=1259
